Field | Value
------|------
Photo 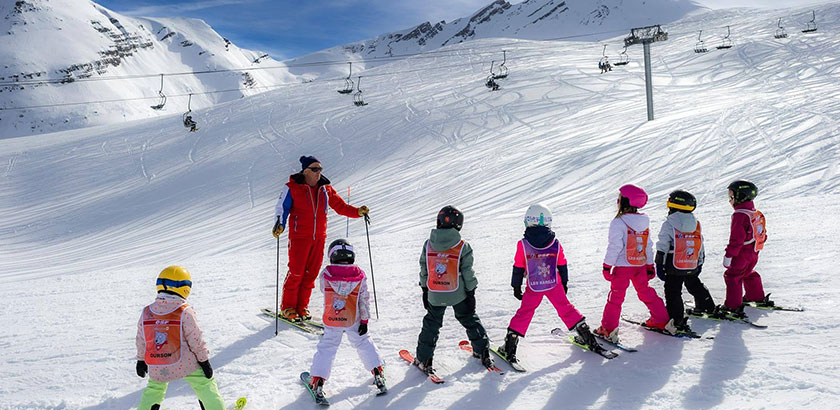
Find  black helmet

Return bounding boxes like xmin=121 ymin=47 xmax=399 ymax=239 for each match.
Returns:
xmin=666 ymin=190 xmax=697 ymax=212
xmin=727 ymin=180 xmax=758 ymax=204
xmin=436 ymin=205 xmax=463 ymax=231
xmin=328 ymin=239 xmax=355 ymax=264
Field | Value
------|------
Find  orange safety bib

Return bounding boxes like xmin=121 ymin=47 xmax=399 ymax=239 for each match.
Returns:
xmin=625 ymin=227 xmax=649 ymax=266
xmin=673 ymin=222 xmax=702 ymax=270
xmin=142 ymin=304 xmax=186 ymax=366
xmin=735 ymin=209 xmax=767 ymax=251
xmin=323 ymin=282 xmax=360 ymax=327
xmin=426 ymin=240 xmax=465 ymax=292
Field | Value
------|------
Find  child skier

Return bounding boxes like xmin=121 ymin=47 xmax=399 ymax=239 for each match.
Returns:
xmin=654 ymin=190 xmax=716 ymax=333
xmin=717 ymin=180 xmax=773 ymax=317
xmin=135 ymin=266 xmax=225 ymax=410
xmin=414 ymin=205 xmax=494 ymax=374
xmin=500 ymin=204 xmax=601 ymax=363
xmin=306 ymin=239 xmax=385 ymax=401
xmin=596 ymin=185 xmax=671 ymax=342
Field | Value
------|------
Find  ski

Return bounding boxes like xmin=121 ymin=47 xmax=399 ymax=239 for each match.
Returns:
xmin=302 ymin=319 xmax=325 ymax=328
xmin=300 ymin=371 xmax=330 ymax=406
xmin=620 ymin=317 xmax=711 ymax=339
xmin=457 ymin=340 xmax=505 ymax=374
xmin=261 ymin=308 xmax=324 ymax=335
xmin=593 ymin=333 xmax=638 ymax=352
xmin=233 ymin=397 xmax=247 ymax=410
xmin=550 ymin=328 xmax=618 ymax=359
xmin=489 ymin=345 xmax=527 ymax=372
xmin=398 ymin=350 xmax=444 ymax=384
xmin=684 ymin=307 xmax=768 ymax=329
xmin=743 ymin=293 xmax=804 ymax=312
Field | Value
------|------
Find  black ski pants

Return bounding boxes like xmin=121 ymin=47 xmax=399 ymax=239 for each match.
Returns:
xmin=664 ymin=273 xmax=716 ymax=320
xmin=416 ymin=297 xmax=489 ymax=363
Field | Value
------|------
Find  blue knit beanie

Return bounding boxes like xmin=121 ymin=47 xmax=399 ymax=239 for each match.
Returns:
xmin=300 ymin=155 xmax=320 ymax=170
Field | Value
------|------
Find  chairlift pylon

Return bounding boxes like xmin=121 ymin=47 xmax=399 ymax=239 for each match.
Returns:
xmin=716 ymin=26 xmax=733 ymax=50
xmin=353 ymin=76 xmax=368 ymax=106
xmin=337 ymin=62 xmax=354 ymax=94
xmin=150 ymin=74 xmax=166 ymax=110
xmin=182 ymin=93 xmax=197 ymax=131
xmin=694 ymin=30 xmax=708 ymax=53
xmin=774 ymin=18 xmax=788 ymax=39
xmin=802 ymin=10 xmax=817 ymax=33
xmin=614 ymin=45 xmax=629 ymax=66
xmin=492 ymin=50 xmax=508 ymax=79
xmin=598 ymin=44 xmax=612 ymax=73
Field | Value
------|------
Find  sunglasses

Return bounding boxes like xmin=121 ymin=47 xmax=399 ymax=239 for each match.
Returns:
xmin=307 ymin=167 xmax=323 ymax=172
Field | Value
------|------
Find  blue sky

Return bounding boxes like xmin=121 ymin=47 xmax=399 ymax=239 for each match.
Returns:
xmin=97 ymin=0 xmax=829 ymax=60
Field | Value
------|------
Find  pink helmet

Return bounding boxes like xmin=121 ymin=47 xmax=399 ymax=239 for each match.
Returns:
xmin=619 ymin=184 xmax=648 ymax=208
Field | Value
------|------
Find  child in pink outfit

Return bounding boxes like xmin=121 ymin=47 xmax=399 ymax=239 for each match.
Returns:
xmin=500 ymin=204 xmax=600 ymax=364
xmin=596 ymin=185 xmax=670 ymax=343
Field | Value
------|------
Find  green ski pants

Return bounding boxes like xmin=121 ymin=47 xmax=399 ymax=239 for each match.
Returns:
xmin=138 ymin=368 xmax=225 ymax=410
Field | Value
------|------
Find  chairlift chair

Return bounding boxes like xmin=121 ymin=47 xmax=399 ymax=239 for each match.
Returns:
xmin=150 ymin=74 xmax=166 ymax=110
xmin=485 ymin=75 xmax=500 ymax=91
xmin=802 ymin=10 xmax=817 ymax=33
xmin=694 ymin=30 xmax=708 ymax=53
xmin=717 ymin=26 xmax=733 ymax=50
xmin=353 ymin=76 xmax=368 ymax=106
xmin=492 ymin=50 xmax=508 ymax=79
xmin=774 ymin=18 xmax=788 ymax=39
xmin=614 ymin=45 xmax=629 ymax=66
xmin=598 ymin=45 xmax=612 ymax=73
xmin=182 ymin=93 xmax=197 ymax=131
xmin=337 ymin=62 xmax=354 ymax=94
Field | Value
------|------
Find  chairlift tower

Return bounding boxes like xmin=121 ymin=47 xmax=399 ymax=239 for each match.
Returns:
xmin=624 ymin=25 xmax=668 ymax=121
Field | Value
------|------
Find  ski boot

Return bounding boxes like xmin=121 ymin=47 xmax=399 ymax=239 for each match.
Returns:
xmin=298 ymin=307 xmax=312 ymax=321
xmin=662 ymin=319 xmax=679 ymax=335
xmin=714 ymin=304 xmax=747 ymax=320
xmin=414 ymin=357 xmax=435 ymax=376
xmin=473 ymin=348 xmax=495 ymax=369
xmin=501 ymin=329 xmax=520 ymax=363
xmin=372 ymin=365 xmax=387 ymax=395
xmin=674 ymin=317 xmax=693 ymax=334
xmin=280 ymin=307 xmax=301 ymax=323
xmin=745 ymin=293 xmax=775 ymax=308
xmin=574 ymin=321 xmax=600 ymax=349
xmin=594 ymin=325 xmax=619 ymax=344
xmin=309 ymin=376 xmax=327 ymax=403
xmin=644 ymin=318 xmax=669 ymax=331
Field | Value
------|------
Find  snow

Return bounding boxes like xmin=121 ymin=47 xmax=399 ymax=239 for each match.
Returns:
xmin=2 ymin=1 xmax=840 ymax=409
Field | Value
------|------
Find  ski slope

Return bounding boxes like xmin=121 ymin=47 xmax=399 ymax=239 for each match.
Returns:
xmin=1 ymin=3 xmax=840 ymax=409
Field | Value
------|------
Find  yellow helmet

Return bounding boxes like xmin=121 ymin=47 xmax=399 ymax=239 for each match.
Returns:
xmin=156 ymin=265 xmax=192 ymax=299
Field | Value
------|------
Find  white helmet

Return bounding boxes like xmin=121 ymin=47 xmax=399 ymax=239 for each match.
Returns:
xmin=524 ymin=204 xmax=552 ymax=228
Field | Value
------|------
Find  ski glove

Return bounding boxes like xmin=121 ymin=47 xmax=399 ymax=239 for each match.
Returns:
xmin=198 ymin=360 xmax=213 ymax=379
xmin=602 ymin=264 xmax=613 ymax=281
xmin=646 ymin=264 xmax=656 ymax=280
xmin=421 ymin=287 xmax=430 ymax=310
xmin=358 ymin=205 xmax=370 ymax=217
xmin=136 ymin=360 xmax=147 ymax=378
xmin=272 ymin=216 xmax=285 ymax=238
xmin=723 ymin=256 xmax=732 ymax=268
xmin=465 ymin=288 xmax=477 ymax=312
xmin=655 ymin=262 xmax=666 ymax=281
xmin=358 ymin=321 xmax=368 ymax=336
xmin=513 ymin=286 xmax=523 ymax=300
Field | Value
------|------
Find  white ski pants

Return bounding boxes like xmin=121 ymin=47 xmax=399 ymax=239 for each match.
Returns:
xmin=310 ymin=321 xmax=383 ymax=380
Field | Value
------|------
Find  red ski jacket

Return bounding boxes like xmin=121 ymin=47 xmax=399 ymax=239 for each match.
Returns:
xmin=274 ymin=173 xmax=360 ymax=239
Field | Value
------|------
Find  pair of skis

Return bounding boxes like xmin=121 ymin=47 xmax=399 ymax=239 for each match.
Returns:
xmin=261 ymin=308 xmax=324 ymax=335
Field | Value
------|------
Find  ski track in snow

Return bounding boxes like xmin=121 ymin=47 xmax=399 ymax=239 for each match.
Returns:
xmin=2 ymin=3 xmax=840 ymax=409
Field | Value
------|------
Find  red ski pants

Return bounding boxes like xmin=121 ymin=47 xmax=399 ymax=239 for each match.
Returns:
xmin=282 ymin=236 xmax=327 ymax=311
xmin=600 ymin=266 xmax=669 ymax=332
xmin=723 ymin=248 xmax=764 ymax=309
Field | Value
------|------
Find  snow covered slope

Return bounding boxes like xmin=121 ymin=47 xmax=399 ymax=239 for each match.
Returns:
xmin=0 ymin=0 xmax=293 ymax=138
xmin=1 ymin=2 xmax=840 ymax=409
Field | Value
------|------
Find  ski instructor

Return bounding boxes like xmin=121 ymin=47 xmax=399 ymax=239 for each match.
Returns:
xmin=272 ymin=155 xmax=369 ymax=323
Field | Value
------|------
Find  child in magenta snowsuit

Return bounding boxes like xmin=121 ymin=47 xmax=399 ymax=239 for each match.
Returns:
xmin=501 ymin=204 xmax=600 ymax=362
xmin=596 ymin=185 xmax=670 ymax=342
xmin=721 ymin=180 xmax=772 ymax=313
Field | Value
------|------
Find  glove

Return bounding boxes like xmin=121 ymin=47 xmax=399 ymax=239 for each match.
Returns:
xmin=358 ymin=321 xmax=368 ymax=336
xmin=357 ymin=205 xmax=370 ymax=217
xmin=465 ymin=288 xmax=476 ymax=312
xmin=136 ymin=360 xmax=147 ymax=378
xmin=421 ymin=287 xmax=430 ymax=310
xmin=655 ymin=262 xmax=666 ymax=281
xmin=513 ymin=286 xmax=523 ymax=300
xmin=561 ymin=281 xmax=568 ymax=294
xmin=272 ymin=216 xmax=284 ymax=238
xmin=602 ymin=264 xmax=613 ymax=281
xmin=695 ymin=264 xmax=703 ymax=276
xmin=646 ymin=264 xmax=656 ymax=280
xmin=723 ymin=256 xmax=732 ymax=268
xmin=198 ymin=360 xmax=213 ymax=379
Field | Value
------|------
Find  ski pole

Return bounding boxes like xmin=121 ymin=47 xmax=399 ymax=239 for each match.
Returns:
xmin=275 ymin=235 xmax=280 ymax=336
xmin=363 ymin=214 xmax=380 ymax=319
